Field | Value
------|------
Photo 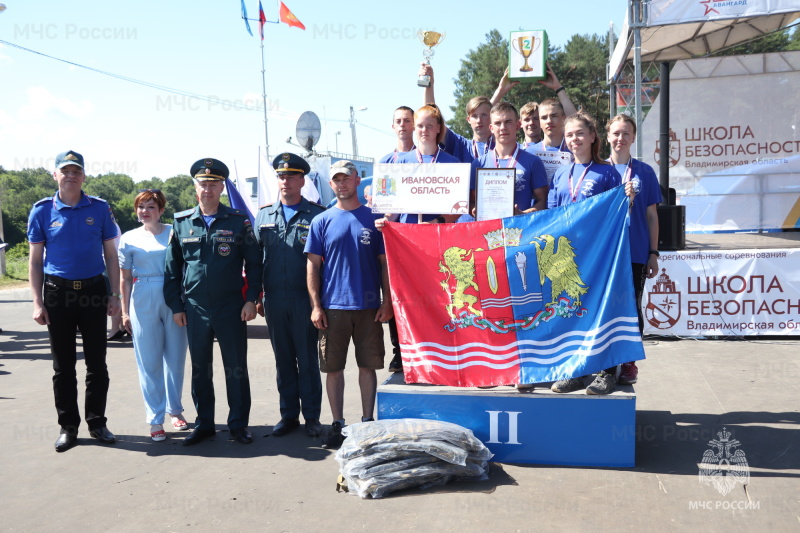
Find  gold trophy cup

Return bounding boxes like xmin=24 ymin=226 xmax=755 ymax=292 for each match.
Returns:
xmin=512 ymin=35 xmax=540 ymax=73
xmin=417 ymin=30 xmax=445 ymax=87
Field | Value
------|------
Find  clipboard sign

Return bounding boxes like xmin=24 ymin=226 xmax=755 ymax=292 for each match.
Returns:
xmin=476 ymin=167 xmax=516 ymax=221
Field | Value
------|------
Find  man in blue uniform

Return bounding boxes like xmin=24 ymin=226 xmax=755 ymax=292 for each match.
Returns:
xmin=255 ymin=153 xmax=325 ymax=438
xmin=28 ymin=150 xmax=120 ymax=452
xmin=164 ymin=158 xmax=262 ymax=446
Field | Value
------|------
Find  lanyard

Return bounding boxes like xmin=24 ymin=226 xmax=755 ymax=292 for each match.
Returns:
xmin=416 ymin=147 xmax=440 ymax=163
xmin=391 ymin=144 xmax=416 ymax=163
xmin=493 ymin=145 xmax=519 ymax=169
xmin=568 ymin=162 xmax=593 ymax=203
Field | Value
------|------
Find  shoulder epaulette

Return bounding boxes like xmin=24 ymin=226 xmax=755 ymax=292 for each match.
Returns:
xmin=228 ymin=208 xmax=246 ymax=216
xmin=89 ymin=195 xmax=109 ymax=203
xmin=33 ymin=197 xmax=52 ymax=206
xmin=259 ymin=203 xmax=274 ymax=209
xmin=309 ymin=201 xmax=326 ymax=209
xmin=174 ymin=208 xmax=195 ymax=218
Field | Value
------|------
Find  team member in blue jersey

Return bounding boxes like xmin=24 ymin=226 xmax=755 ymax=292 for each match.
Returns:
xmin=305 ymin=160 xmax=393 ymax=449
xmin=490 ymin=63 xmax=578 ymax=150
xmin=419 ymin=64 xmax=499 ymax=163
xmin=470 ymin=102 xmax=549 ymax=216
xmin=379 ymin=106 xmax=415 ymax=163
xmin=607 ymin=113 xmax=662 ymax=386
xmin=377 ymin=104 xmax=462 ymax=373
xmin=547 ymin=113 xmax=625 ymax=396
xmin=28 ymin=150 xmax=120 ymax=452
xmin=530 ymin=98 xmax=573 ymax=154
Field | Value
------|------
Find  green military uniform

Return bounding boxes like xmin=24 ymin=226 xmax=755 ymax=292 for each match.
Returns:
xmin=256 ymin=197 xmax=325 ymax=423
xmin=164 ymin=170 xmax=262 ymax=434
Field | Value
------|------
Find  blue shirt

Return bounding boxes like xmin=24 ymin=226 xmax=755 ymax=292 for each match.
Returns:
xmin=379 ymin=149 xmax=414 ymax=164
xmin=470 ymin=149 xmax=548 ymax=212
xmin=442 ymin=129 xmax=495 ymax=163
xmin=27 ymin=192 xmax=118 ymax=279
xmin=527 ymin=140 xmax=570 ymax=154
xmin=393 ymin=149 xmax=462 ymax=223
xmin=304 ymin=205 xmax=385 ymax=310
xmin=612 ymin=158 xmax=662 ymax=264
xmin=548 ymin=163 xmax=621 ymax=208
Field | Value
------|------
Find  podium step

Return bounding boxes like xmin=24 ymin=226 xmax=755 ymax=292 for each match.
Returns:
xmin=377 ymin=373 xmax=636 ymax=467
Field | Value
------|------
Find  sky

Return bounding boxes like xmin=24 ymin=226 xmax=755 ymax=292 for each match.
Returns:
xmin=0 ymin=0 xmax=628 ymax=183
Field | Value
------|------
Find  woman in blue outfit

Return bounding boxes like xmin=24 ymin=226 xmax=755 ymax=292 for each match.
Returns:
xmin=119 ymin=190 xmax=189 ymax=441
xmin=607 ymin=113 xmax=662 ymax=386
xmin=547 ymin=112 xmax=625 ymax=396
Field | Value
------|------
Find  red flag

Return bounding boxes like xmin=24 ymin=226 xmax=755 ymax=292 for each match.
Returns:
xmin=279 ymin=1 xmax=306 ymax=30
xmin=258 ymin=1 xmax=266 ymax=40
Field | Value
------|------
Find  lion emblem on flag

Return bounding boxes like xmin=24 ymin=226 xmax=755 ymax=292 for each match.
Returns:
xmin=439 ymin=246 xmax=483 ymax=319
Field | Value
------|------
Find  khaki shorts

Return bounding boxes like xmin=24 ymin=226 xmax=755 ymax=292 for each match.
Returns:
xmin=318 ymin=309 xmax=385 ymax=372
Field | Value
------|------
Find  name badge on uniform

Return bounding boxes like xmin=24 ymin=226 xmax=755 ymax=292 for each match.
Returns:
xmin=216 ymin=230 xmax=233 ymax=235
xmin=214 ymin=237 xmax=234 ymax=243
xmin=182 ymin=237 xmax=201 ymax=243
xmin=297 ymin=223 xmax=310 ymax=230
xmin=260 ymin=223 xmax=277 ymax=230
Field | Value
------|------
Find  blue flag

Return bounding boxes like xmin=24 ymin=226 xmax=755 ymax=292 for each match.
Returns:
xmin=226 ymin=178 xmax=254 ymax=226
xmin=383 ymin=186 xmax=645 ymax=387
xmin=241 ymin=0 xmax=253 ymax=36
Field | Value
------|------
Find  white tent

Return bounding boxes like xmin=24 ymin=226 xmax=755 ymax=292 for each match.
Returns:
xmin=609 ymin=0 xmax=800 ymax=156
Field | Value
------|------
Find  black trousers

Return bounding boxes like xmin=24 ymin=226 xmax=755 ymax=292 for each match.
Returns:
xmin=44 ymin=279 xmax=109 ymax=432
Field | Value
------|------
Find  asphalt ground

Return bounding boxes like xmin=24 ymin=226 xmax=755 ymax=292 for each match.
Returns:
xmin=1 ymin=286 xmax=798 ymax=532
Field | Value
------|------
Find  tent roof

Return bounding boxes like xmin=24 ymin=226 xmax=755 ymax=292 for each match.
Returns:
xmin=609 ymin=0 xmax=800 ymax=81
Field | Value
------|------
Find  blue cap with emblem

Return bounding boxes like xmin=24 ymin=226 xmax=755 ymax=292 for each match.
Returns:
xmin=191 ymin=158 xmax=229 ymax=181
xmin=55 ymin=150 xmax=84 ymax=170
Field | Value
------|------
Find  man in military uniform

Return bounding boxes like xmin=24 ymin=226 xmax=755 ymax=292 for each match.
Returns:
xmin=164 ymin=158 xmax=262 ymax=446
xmin=255 ymin=153 xmax=325 ymax=438
xmin=28 ymin=150 xmax=120 ymax=452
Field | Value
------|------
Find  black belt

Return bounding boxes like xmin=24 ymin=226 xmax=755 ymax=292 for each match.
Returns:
xmin=45 ymin=274 xmax=104 ymax=290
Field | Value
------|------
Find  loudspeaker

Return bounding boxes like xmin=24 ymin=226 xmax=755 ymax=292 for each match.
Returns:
xmin=657 ymin=205 xmax=685 ymax=251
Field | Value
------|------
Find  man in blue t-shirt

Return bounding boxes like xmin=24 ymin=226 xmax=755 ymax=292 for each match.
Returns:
xmin=28 ymin=150 xmax=121 ymax=452
xmin=305 ymin=160 xmax=393 ymax=449
xmin=379 ymin=106 xmax=415 ymax=164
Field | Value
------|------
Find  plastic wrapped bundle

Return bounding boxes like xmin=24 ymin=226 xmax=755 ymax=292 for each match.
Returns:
xmin=335 ymin=419 xmax=493 ymax=499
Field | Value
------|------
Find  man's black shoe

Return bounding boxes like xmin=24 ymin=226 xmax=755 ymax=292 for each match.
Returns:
xmin=55 ymin=429 xmax=78 ymax=452
xmin=88 ymin=427 xmax=116 ymax=444
xmin=305 ymin=419 xmax=323 ymax=438
xmin=388 ymin=354 xmax=403 ymax=373
xmin=271 ymin=418 xmax=300 ymax=437
xmin=231 ymin=427 xmax=253 ymax=444
xmin=182 ymin=427 xmax=216 ymax=446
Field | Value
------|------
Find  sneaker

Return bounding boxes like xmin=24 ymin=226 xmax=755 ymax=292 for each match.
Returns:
xmin=618 ymin=362 xmax=638 ymax=385
xmin=551 ymin=377 xmax=585 ymax=393
xmin=388 ymin=354 xmax=403 ymax=373
xmin=586 ymin=371 xmax=616 ymax=395
xmin=322 ymin=421 xmax=345 ymax=449
xmin=361 ymin=417 xmax=374 ymax=423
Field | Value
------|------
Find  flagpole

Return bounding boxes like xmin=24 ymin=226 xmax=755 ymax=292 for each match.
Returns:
xmin=260 ymin=38 xmax=270 ymax=163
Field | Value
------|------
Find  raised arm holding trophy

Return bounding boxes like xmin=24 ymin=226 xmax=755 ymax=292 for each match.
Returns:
xmin=416 ymin=30 xmax=445 ymax=87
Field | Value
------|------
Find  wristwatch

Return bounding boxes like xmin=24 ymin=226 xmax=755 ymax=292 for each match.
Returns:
xmin=110 ymin=292 xmax=122 ymax=300
xmin=649 ymin=250 xmax=660 ymax=257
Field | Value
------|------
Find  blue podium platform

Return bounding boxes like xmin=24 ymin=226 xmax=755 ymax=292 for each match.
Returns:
xmin=377 ymin=373 xmax=636 ymax=467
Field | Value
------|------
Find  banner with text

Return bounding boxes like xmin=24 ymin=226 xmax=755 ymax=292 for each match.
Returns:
xmin=371 ymin=163 xmax=471 ymax=215
xmin=643 ymin=248 xmax=800 ymax=336
xmin=383 ymin=187 xmax=645 ymax=388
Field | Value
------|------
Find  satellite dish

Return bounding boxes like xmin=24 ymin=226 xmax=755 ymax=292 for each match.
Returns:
xmin=296 ymin=111 xmax=321 ymax=152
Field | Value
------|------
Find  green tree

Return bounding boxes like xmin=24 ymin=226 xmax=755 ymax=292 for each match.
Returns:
xmin=448 ymin=30 xmax=611 ymax=138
